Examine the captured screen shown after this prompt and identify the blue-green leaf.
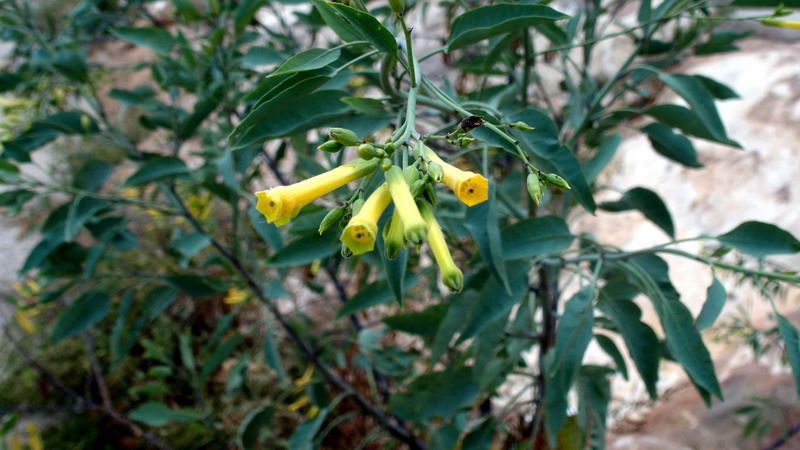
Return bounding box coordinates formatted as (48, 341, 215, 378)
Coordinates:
(717, 221, 800, 256)
(326, 2, 397, 53)
(464, 182, 510, 293)
(696, 277, 726, 331)
(599, 187, 675, 238)
(111, 27, 176, 54)
(447, 4, 569, 51)
(641, 123, 703, 168)
(124, 157, 190, 187)
(777, 313, 800, 396)
(388, 367, 479, 420)
(267, 229, 340, 267)
(595, 334, 628, 379)
(128, 402, 202, 426)
(270, 48, 341, 78)
(337, 273, 418, 318)
(51, 292, 111, 343)
(501, 215, 573, 260)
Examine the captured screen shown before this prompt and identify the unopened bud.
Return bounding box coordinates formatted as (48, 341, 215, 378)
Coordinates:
(318, 207, 345, 234)
(318, 140, 344, 153)
(442, 267, 464, 293)
(383, 142, 395, 155)
(329, 128, 361, 146)
(388, 0, 405, 14)
(544, 173, 571, 189)
(357, 143, 377, 160)
(527, 173, 544, 205)
(427, 161, 444, 182)
(512, 121, 535, 131)
(455, 136, 474, 147)
(382, 214, 405, 260)
(380, 158, 393, 171)
(404, 166, 419, 184)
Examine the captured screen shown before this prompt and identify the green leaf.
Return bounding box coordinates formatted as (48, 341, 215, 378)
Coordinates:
(172, 232, 211, 260)
(166, 274, 226, 297)
(597, 286, 660, 399)
(510, 109, 595, 211)
(128, 402, 202, 426)
(459, 264, 529, 341)
(65, 196, 110, 241)
(501, 215, 574, 260)
(694, 75, 739, 100)
(173, 0, 203, 20)
(0, 72, 21, 92)
(326, 3, 397, 53)
(288, 408, 329, 450)
(141, 285, 179, 320)
(263, 329, 287, 383)
(648, 69, 731, 144)
(200, 335, 243, 381)
(695, 30, 753, 55)
(696, 277, 726, 331)
(267, 229, 340, 267)
(382, 304, 447, 337)
(577, 366, 613, 448)
(717, 221, 800, 256)
(311, 0, 362, 43)
(388, 367, 479, 420)
(645, 104, 740, 147)
(240, 46, 284, 68)
(447, 4, 568, 51)
(584, 132, 622, 182)
(238, 405, 275, 450)
(337, 273, 418, 318)
(230, 74, 333, 139)
(111, 26, 176, 54)
(178, 90, 222, 139)
(641, 123, 703, 168)
(73, 160, 113, 193)
(248, 207, 283, 250)
(599, 187, 675, 238)
(544, 284, 595, 442)
(233, 0, 265, 35)
(235, 90, 350, 147)
(270, 48, 341, 78)
(465, 183, 510, 293)
(462, 418, 496, 450)
(50, 49, 88, 83)
(123, 157, 190, 187)
(2, 111, 98, 162)
(777, 313, 800, 396)
(51, 292, 111, 343)
(594, 334, 628, 380)
(430, 287, 483, 364)
(626, 255, 722, 400)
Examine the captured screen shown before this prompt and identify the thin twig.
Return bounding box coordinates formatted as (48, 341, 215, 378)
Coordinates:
(762, 422, 800, 450)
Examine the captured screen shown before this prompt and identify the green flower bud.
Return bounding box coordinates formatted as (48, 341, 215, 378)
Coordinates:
(380, 158, 393, 172)
(544, 173, 571, 190)
(442, 267, 464, 293)
(404, 166, 420, 184)
(526, 173, 544, 205)
(512, 121, 535, 131)
(318, 139, 344, 153)
(383, 142, 395, 155)
(426, 161, 444, 182)
(455, 136, 475, 147)
(329, 128, 361, 146)
(318, 206, 345, 234)
(357, 143, 377, 160)
(388, 0, 405, 14)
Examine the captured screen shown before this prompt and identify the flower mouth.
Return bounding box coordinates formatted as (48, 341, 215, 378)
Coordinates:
(347, 224, 374, 243)
(256, 190, 283, 223)
(341, 220, 378, 254)
(456, 174, 489, 206)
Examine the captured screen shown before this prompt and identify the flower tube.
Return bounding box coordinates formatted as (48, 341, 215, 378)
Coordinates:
(418, 201, 463, 292)
(423, 146, 488, 206)
(384, 166, 428, 245)
(255, 158, 379, 226)
(340, 184, 392, 255)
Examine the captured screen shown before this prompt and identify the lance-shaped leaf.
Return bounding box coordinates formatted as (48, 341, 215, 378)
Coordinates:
(599, 187, 675, 238)
(717, 221, 800, 256)
(447, 4, 569, 51)
(326, 2, 397, 53)
(696, 277, 727, 331)
(501, 215, 574, 260)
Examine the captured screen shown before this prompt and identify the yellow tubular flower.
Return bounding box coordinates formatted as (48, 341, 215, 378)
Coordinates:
(382, 209, 405, 260)
(423, 146, 488, 207)
(762, 19, 800, 29)
(255, 158, 379, 226)
(419, 201, 463, 292)
(384, 166, 428, 245)
(341, 184, 392, 255)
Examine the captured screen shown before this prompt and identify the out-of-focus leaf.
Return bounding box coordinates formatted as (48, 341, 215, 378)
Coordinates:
(777, 314, 800, 395)
(288, 408, 329, 450)
(584, 132, 622, 182)
(501, 215, 573, 260)
(233, 0, 265, 34)
(270, 48, 341, 78)
(694, 75, 739, 100)
(166, 274, 226, 297)
(337, 273, 418, 318)
(50, 49, 88, 82)
(544, 284, 595, 442)
(642, 123, 703, 168)
(0, 72, 21, 92)
(240, 46, 284, 68)
(599, 187, 675, 238)
(238, 405, 275, 450)
(123, 157, 190, 186)
(696, 277, 726, 331)
(200, 335, 243, 381)
(459, 264, 528, 342)
(447, 4, 568, 51)
(462, 417, 496, 450)
(382, 304, 447, 337)
(73, 160, 113, 193)
(51, 292, 111, 342)
(128, 402, 202, 426)
(594, 334, 628, 379)
(267, 229, 339, 267)
(717, 221, 800, 256)
(388, 367, 479, 420)
(111, 26, 176, 54)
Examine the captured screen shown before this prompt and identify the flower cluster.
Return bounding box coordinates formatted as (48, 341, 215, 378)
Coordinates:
(254, 128, 490, 292)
